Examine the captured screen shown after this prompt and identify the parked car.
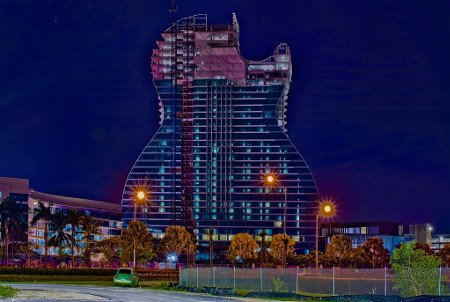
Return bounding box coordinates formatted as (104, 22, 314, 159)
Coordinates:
(114, 268, 139, 287)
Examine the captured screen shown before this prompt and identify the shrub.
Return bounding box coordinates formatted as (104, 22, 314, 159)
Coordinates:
(0, 285, 18, 298)
(272, 277, 288, 292)
(391, 242, 447, 296)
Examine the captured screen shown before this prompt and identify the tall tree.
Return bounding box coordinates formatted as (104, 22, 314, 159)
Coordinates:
(439, 243, 450, 267)
(67, 209, 82, 267)
(0, 197, 24, 260)
(161, 225, 195, 260)
(79, 214, 101, 266)
(360, 237, 390, 268)
(269, 233, 296, 267)
(96, 237, 121, 264)
(257, 230, 272, 267)
(120, 220, 154, 266)
(30, 201, 53, 260)
(326, 234, 353, 267)
(226, 233, 259, 266)
(48, 212, 72, 260)
(349, 246, 366, 268)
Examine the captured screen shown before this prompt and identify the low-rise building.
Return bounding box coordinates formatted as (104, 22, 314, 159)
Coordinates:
(28, 191, 122, 257)
(0, 176, 122, 259)
(431, 234, 450, 252)
(321, 221, 414, 254)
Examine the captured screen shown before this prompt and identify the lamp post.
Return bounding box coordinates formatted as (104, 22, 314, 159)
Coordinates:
(264, 173, 288, 267)
(132, 190, 146, 268)
(315, 199, 336, 269)
(134, 190, 146, 221)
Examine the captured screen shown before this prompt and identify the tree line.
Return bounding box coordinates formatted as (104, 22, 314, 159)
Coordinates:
(2, 196, 450, 268)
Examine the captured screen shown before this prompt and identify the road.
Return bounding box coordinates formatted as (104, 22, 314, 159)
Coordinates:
(4, 283, 246, 302)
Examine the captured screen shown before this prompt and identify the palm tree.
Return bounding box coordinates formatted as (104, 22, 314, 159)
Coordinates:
(48, 212, 72, 260)
(67, 209, 82, 267)
(31, 201, 53, 260)
(0, 197, 25, 261)
(79, 214, 101, 266)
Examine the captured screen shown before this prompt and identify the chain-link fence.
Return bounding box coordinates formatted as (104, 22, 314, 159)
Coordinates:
(180, 267, 450, 297)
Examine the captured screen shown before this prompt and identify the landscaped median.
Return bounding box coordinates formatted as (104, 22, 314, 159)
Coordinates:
(0, 267, 178, 284)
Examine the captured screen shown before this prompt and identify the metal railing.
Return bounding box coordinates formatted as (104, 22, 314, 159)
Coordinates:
(180, 267, 450, 296)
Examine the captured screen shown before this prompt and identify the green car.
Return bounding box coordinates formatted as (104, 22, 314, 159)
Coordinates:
(114, 268, 139, 287)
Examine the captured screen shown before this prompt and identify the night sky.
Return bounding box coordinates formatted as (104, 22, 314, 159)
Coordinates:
(1, 1, 449, 231)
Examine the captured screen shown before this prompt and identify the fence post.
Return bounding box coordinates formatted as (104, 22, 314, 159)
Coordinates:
(196, 266, 199, 288)
(259, 267, 262, 292)
(186, 268, 189, 286)
(295, 266, 299, 293)
(180, 269, 183, 286)
(233, 266, 236, 291)
(260, 267, 263, 292)
(332, 267, 335, 295)
(384, 267, 387, 296)
(213, 267, 216, 287)
(438, 267, 442, 296)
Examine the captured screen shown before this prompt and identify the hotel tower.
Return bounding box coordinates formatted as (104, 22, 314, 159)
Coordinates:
(122, 14, 319, 252)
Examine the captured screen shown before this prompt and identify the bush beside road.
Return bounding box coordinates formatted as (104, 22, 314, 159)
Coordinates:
(0, 285, 18, 298)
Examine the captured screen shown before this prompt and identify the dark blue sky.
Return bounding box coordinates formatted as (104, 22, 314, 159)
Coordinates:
(1, 1, 449, 231)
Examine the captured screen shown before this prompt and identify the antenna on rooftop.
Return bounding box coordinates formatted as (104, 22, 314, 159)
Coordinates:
(169, 0, 178, 14)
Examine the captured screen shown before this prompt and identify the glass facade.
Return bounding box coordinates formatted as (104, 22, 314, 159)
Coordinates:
(122, 14, 319, 251)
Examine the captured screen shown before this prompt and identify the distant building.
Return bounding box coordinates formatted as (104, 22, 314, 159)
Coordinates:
(0, 177, 29, 258)
(0, 177, 121, 258)
(28, 191, 122, 257)
(321, 221, 413, 254)
(409, 223, 432, 245)
(431, 234, 450, 252)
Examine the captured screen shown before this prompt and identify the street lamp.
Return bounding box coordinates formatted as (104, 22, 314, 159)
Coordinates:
(131, 188, 149, 269)
(133, 190, 147, 221)
(264, 174, 287, 234)
(264, 173, 288, 267)
(315, 199, 336, 269)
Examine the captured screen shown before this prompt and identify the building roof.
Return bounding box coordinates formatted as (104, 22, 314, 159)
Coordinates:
(0, 176, 30, 194)
(29, 191, 121, 213)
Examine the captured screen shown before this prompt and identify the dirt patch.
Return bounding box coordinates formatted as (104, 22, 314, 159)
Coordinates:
(16, 289, 107, 300)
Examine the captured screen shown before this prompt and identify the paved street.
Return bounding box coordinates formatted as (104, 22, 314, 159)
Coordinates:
(4, 284, 244, 302)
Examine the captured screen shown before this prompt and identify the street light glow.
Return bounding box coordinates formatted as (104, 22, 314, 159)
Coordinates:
(319, 199, 336, 218)
(167, 252, 178, 263)
(266, 175, 274, 183)
(136, 190, 146, 200)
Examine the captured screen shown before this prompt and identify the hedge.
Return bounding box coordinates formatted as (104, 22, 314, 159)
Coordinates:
(0, 267, 178, 280)
(0, 274, 112, 282)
